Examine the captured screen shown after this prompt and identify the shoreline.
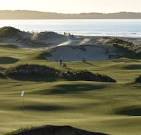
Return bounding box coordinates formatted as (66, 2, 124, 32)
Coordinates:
(0, 19, 141, 38)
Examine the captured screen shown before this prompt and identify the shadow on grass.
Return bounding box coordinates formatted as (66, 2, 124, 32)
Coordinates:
(115, 105, 141, 116)
(83, 61, 95, 66)
(8, 76, 58, 82)
(0, 57, 18, 64)
(15, 104, 72, 112)
(35, 83, 107, 95)
(123, 64, 141, 70)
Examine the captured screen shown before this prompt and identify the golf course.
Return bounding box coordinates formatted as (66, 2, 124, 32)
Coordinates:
(0, 45, 141, 135)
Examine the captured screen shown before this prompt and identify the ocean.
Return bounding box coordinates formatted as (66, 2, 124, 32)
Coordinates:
(0, 19, 141, 37)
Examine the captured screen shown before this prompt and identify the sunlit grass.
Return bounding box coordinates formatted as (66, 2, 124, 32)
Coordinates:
(0, 47, 141, 135)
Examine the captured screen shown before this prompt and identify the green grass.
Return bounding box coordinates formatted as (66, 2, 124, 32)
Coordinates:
(0, 47, 141, 135)
(0, 27, 20, 37)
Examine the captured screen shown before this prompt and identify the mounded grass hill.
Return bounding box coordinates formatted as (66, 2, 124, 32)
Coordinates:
(5, 64, 116, 82)
(62, 71, 116, 82)
(0, 27, 21, 37)
(33, 31, 67, 45)
(0, 26, 67, 48)
(5, 64, 60, 81)
(39, 45, 120, 61)
(108, 38, 141, 58)
(5, 125, 108, 135)
(38, 37, 141, 61)
(135, 75, 141, 83)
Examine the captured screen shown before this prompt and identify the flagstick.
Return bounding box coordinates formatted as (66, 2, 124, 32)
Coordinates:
(21, 91, 25, 112)
(22, 95, 24, 112)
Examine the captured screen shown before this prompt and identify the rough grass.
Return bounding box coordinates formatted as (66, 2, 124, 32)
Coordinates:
(5, 125, 109, 135)
(135, 75, 141, 83)
(4, 64, 116, 82)
(108, 38, 141, 59)
(0, 47, 141, 135)
(0, 27, 20, 37)
(0, 44, 19, 49)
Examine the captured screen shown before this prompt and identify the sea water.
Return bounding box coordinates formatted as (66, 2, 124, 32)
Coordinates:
(0, 19, 141, 37)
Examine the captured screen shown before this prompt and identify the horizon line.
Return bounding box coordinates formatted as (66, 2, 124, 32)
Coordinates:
(0, 10, 141, 14)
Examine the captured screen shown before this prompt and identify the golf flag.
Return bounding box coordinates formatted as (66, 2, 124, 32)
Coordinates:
(21, 91, 25, 97)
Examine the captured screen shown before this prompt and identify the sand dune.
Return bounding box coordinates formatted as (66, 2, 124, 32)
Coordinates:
(46, 45, 120, 61)
(0, 26, 140, 60)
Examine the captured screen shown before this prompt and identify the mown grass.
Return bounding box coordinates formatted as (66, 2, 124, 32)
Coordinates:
(0, 47, 141, 135)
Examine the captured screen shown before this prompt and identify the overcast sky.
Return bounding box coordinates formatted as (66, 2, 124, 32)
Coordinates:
(0, 0, 141, 13)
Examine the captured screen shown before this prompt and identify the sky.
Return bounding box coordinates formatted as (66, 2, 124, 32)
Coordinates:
(0, 0, 141, 13)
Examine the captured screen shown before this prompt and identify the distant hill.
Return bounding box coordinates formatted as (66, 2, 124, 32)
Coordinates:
(1, 10, 141, 19)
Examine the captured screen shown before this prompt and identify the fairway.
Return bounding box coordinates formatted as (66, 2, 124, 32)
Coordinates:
(0, 47, 141, 135)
